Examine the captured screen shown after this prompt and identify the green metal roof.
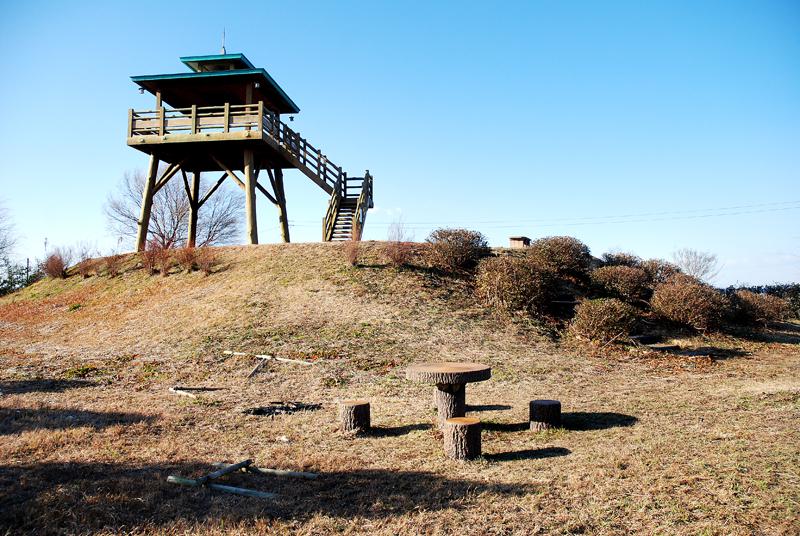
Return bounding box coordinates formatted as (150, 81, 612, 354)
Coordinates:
(180, 53, 255, 71)
(131, 54, 300, 114)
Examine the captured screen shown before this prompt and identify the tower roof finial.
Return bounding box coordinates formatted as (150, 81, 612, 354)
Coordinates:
(221, 28, 226, 54)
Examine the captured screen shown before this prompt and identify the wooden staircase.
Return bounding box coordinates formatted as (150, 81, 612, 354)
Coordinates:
(323, 173, 373, 241)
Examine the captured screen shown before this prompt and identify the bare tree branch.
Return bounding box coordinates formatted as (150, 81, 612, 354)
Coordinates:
(0, 201, 16, 258)
(672, 248, 722, 283)
(105, 167, 243, 249)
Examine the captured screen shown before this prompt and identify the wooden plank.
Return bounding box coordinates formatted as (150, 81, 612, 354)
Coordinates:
(191, 105, 197, 134)
(223, 102, 230, 133)
(222, 350, 313, 367)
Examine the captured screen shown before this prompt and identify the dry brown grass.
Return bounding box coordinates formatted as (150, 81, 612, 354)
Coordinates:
(1, 243, 798, 535)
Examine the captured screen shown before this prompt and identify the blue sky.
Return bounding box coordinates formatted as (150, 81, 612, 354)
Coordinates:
(0, 0, 797, 285)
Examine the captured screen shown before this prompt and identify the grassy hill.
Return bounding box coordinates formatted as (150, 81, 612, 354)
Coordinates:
(1, 243, 798, 535)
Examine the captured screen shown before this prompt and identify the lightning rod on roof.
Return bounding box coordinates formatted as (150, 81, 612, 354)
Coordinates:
(221, 28, 226, 54)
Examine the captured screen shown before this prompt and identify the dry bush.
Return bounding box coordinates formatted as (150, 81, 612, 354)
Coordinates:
(651, 274, 728, 331)
(424, 228, 489, 272)
(174, 247, 197, 272)
(601, 251, 641, 267)
(41, 248, 72, 279)
(527, 236, 592, 282)
(75, 259, 95, 278)
(74, 243, 97, 278)
(732, 290, 790, 326)
(140, 244, 159, 275)
(640, 258, 681, 286)
(476, 256, 555, 316)
(383, 220, 414, 268)
(195, 247, 218, 276)
(343, 239, 360, 267)
(591, 265, 650, 303)
(568, 298, 638, 343)
(383, 241, 413, 268)
(141, 242, 173, 276)
(104, 254, 126, 277)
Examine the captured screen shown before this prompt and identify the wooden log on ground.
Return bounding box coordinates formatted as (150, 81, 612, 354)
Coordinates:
(434, 383, 465, 425)
(166, 475, 276, 499)
(212, 462, 318, 480)
(529, 399, 561, 432)
(444, 417, 481, 460)
(197, 459, 252, 485)
(339, 399, 370, 433)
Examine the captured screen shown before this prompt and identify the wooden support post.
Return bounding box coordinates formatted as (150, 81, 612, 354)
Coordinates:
(444, 417, 481, 460)
(243, 149, 258, 244)
(188, 171, 200, 248)
(274, 168, 290, 243)
(339, 400, 370, 433)
(529, 399, 561, 432)
(135, 155, 159, 252)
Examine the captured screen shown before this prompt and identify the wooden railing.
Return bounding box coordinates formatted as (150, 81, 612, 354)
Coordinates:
(260, 111, 343, 192)
(351, 172, 373, 241)
(322, 175, 345, 241)
(129, 103, 262, 136)
(128, 102, 344, 192)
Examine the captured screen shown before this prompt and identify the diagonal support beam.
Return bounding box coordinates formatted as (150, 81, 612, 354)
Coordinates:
(198, 173, 228, 208)
(153, 160, 185, 193)
(181, 169, 195, 207)
(211, 156, 246, 190)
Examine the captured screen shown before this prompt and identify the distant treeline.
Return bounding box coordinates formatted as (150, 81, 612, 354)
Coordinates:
(721, 284, 800, 319)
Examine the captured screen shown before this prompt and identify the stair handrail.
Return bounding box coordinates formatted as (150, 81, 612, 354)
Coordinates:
(351, 171, 373, 241)
(261, 107, 343, 192)
(322, 174, 344, 241)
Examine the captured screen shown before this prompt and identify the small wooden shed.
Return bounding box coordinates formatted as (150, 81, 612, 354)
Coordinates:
(509, 236, 531, 248)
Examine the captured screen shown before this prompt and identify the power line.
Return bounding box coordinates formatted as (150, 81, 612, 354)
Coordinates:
(287, 200, 800, 229)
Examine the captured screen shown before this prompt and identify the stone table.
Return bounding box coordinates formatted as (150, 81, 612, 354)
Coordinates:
(406, 362, 491, 424)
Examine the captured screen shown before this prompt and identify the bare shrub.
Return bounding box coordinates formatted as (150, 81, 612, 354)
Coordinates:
(651, 274, 728, 331)
(140, 241, 172, 276)
(42, 248, 71, 279)
(476, 256, 555, 316)
(104, 254, 126, 277)
(425, 228, 490, 272)
(155, 247, 174, 277)
(74, 242, 97, 278)
(174, 247, 197, 272)
(383, 220, 413, 268)
(591, 265, 650, 303)
(343, 239, 360, 267)
(195, 247, 218, 276)
(601, 251, 641, 267)
(672, 248, 721, 283)
(527, 236, 592, 282)
(568, 298, 638, 344)
(732, 290, 790, 326)
(640, 258, 681, 286)
(75, 259, 95, 278)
